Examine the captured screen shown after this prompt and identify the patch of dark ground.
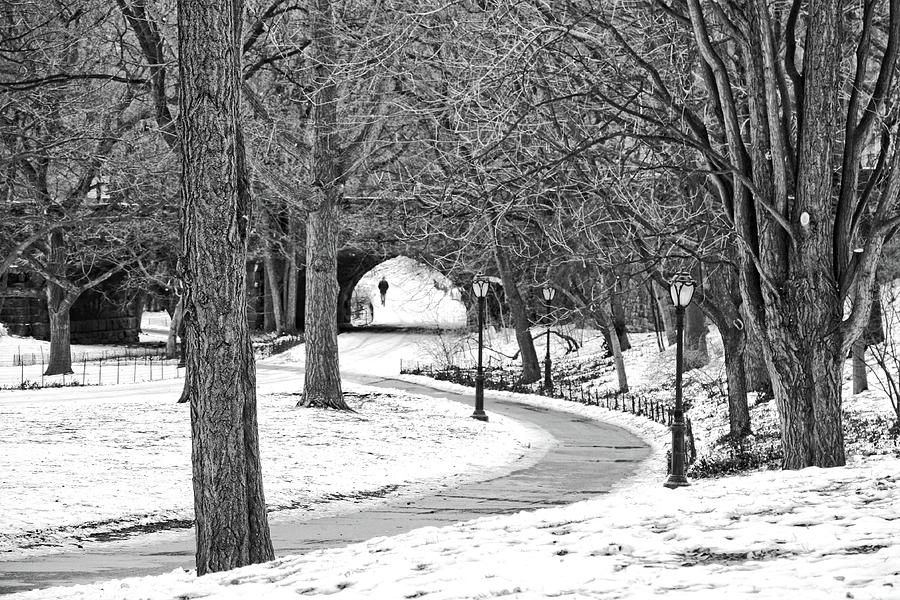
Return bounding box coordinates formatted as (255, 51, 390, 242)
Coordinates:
(678, 543, 888, 567)
(678, 546, 790, 566)
(10, 483, 404, 552)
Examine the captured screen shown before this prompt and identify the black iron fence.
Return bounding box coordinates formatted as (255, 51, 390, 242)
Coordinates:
(6, 346, 167, 368)
(254, 335, 304, 359)
(1, 354, 184, 390)
(400, 360, 672, 425)
(1, 335, 305, 390)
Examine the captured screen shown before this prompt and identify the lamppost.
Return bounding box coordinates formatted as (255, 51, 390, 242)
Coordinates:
(472, 273, 490, 422)
(542, 285, 556, 392)
(665, 271, 695, 488)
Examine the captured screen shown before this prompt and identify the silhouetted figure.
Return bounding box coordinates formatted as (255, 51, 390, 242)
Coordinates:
(378, 278, 389, 306)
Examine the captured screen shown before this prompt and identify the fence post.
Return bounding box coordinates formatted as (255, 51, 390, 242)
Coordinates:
(133, 357, 138, 383)
(98, 359, 102, 385)
(116, 357, 120, 385)
(82, 361, 87, 385)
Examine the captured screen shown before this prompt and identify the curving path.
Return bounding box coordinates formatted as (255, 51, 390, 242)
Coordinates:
(0, 368, 650, 595)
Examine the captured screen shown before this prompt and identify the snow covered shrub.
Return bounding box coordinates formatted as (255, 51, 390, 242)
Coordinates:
(254, 334, 304, 359)
(0, 322, 7, 336)
(688, 431, 782, 479)
(842, 411, 900, 457)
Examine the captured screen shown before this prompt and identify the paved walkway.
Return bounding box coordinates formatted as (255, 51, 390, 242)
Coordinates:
(0, 372, 650, 595)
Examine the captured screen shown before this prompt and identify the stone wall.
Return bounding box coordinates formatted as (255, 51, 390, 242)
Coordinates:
(0, 271, 143, 344)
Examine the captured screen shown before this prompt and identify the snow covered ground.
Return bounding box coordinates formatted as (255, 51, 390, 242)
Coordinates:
(0, 356, 548, 561)
(5, 262, 900, 599)
(10, 376, 898, 599)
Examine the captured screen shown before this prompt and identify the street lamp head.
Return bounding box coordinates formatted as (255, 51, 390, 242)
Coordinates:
(542, 286, 556, 302)
(668, 272, 696, 308)
(472, 273, 490, 298)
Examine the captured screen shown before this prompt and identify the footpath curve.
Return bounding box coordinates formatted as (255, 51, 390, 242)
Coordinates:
(0, 370, 650, 595)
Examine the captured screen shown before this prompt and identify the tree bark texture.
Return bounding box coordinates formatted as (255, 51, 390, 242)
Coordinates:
(609, 283, 631, 351)
(44, 230, 75, 375)
(647, 283, 666, 351)
(654, 281, 677, 346)
(852, 339, 868, 394)
(264, 252, 284, 334)
(284, 231, 299, 333)
(45, 302, 74, 375)
(721, 327, 752, 437)
(684, 301, 709, 370)
(744, 0, 846, 469)
(303, 199, 347, 408)
(671, 0, 885, 467)
(178, 0, 274, 574)
(743, 330, 772, 395)
(301, 0, 348, 410)
(493, 237, 541, 384)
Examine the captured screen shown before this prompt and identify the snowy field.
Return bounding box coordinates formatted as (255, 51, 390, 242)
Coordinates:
(0, 365, 549, 560)
(10, 376, 898, 599)
(4, 261, 900, 598)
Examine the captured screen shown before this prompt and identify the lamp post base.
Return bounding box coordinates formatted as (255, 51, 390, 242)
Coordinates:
(663, 475, 690, 488)
(471, 410, 489, 422)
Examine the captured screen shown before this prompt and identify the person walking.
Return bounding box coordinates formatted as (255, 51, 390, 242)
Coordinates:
(378, 278, 389, 306)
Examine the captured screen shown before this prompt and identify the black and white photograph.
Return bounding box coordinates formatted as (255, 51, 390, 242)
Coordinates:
(1, 0, 899, 597)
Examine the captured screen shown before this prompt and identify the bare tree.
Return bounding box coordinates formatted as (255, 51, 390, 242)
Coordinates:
(529, 0, 900, 468)
(177, 0, 274, 573)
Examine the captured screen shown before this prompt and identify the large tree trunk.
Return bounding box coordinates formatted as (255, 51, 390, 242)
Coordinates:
(45, 299, 74, 375)
(44, 230, 74, 376)
(178, 0, 274, 574)
(744, 331, 772, 396)
(765, 330, 846, 469)
(303, 200, 346, 408)
(748, 0, 847, 469)
(492, 237, 541, 384)
(301, 0, 348, 410)
(721, 326, 751, 437)
(264, 252, 284, 335)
